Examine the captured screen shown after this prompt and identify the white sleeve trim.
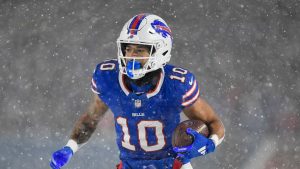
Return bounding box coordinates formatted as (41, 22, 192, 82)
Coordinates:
(183, 80, 197, 99)
(91, 78, 97, 88)
(181, 89, 200, 107)
(91, 86, 100, 94)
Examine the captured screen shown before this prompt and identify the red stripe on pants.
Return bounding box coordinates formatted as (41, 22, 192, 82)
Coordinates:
(116, 162, 122, 169)
(173, 159, 183, 169)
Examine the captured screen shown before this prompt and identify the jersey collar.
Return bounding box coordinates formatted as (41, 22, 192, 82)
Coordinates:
(118, 68, 165, 98)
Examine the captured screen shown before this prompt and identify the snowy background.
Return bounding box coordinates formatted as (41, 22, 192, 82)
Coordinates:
(1, 0, 299, 168)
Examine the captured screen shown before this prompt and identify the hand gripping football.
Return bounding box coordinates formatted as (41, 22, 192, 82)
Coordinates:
(172, 120, 209, 147)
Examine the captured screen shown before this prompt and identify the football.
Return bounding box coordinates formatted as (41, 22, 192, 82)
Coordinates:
(172, 120, 209, 147)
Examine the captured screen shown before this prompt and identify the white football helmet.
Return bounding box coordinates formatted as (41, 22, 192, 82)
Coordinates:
(117, 13, 173, 79)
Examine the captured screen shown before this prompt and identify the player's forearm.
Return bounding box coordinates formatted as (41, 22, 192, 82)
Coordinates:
(203, 107, 225, 146)
(183, 98, 225, 146)
(207, 119, 225, 142)
(70, 112, 101, 144)
(69, 94, 108, 144)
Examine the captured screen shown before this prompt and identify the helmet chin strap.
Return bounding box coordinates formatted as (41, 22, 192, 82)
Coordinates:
(126, 60, 144, 79)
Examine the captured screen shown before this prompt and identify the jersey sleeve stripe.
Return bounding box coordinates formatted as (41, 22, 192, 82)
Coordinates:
(183, 80, 197, 99)
(91, 78, 100, 94)
(91, 86, 100, 94)
(91, 78, 97, 89)
(182, 89, 200, 107)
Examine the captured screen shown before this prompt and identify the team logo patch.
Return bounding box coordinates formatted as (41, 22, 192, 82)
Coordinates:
(134, 99, 142, 108)
(151, 20, 172, 39)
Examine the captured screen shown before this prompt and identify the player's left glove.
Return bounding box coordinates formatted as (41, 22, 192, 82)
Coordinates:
(173, 128, 215, 164)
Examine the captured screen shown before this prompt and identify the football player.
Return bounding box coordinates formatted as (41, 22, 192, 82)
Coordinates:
(50, 13, 225, 169)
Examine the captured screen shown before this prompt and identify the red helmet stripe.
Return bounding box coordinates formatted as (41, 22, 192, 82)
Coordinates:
(128, 14, 148, 35)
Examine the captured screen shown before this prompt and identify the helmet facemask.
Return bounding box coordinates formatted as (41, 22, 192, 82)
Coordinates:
(118, 42, 158, 79)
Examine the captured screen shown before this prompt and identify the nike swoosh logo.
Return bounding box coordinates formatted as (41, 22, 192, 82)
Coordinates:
(189, 77, 194, 85)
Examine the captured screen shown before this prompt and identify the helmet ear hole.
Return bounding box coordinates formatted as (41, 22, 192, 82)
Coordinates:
(148, 30, 155, 34)
(162, 51, 168, 56)
(151, 47, 156, 55)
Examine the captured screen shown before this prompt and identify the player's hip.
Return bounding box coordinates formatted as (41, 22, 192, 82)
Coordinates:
(116, 157, 183, 169)
(118, 145, 176, 160)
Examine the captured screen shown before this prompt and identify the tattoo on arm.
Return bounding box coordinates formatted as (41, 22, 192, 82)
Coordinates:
(70, 95, 108, 144)
(70, 112, 100, 144)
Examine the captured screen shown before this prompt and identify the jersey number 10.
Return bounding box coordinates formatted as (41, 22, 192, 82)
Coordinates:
(117, 117, 166, 152)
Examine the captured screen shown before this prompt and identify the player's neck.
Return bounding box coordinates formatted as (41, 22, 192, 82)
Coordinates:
(124, 68, 162, 93)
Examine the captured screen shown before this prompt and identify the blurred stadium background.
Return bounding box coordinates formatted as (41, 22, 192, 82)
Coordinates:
(0, 0, 299, 168)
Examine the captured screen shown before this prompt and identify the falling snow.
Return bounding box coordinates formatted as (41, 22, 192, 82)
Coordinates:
(0, 0, 299, 169)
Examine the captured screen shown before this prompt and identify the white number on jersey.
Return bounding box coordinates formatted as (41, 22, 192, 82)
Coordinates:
(116, 117, 166, 152)
(100, 62, 115, 70)
(170, 67, 188, 83)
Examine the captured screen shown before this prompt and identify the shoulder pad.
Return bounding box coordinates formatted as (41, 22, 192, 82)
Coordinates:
(165, 65, 200, 107)
(91, 59, 118, 94)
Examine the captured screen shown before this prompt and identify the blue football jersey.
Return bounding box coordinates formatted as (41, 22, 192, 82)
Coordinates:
(91, 59, 200, 161)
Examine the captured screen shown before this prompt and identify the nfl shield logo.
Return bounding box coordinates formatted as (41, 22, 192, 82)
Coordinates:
(134, 99, 142, 108)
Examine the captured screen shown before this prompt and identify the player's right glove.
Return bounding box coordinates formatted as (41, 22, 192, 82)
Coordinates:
(173, 128, 215, 164)
(50, 146, 73, 169)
